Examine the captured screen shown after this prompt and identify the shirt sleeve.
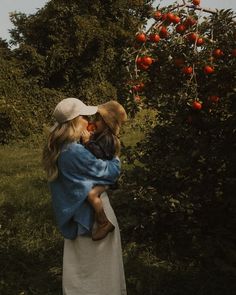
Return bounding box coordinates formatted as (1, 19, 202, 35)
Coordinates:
(85, 141, 105, 159)
(70, 143, 121, 183)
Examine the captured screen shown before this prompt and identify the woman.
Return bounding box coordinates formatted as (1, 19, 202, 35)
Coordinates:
(42, 97, 127, 295)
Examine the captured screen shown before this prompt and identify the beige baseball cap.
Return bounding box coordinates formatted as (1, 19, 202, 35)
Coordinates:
(53, 97, 98, 123)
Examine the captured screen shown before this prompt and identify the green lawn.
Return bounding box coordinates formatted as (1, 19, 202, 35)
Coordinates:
(0, 145, 63, 294)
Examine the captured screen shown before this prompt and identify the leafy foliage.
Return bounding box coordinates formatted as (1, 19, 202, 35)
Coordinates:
(9, 0, 154, 105)
(2, 1, 154, 143)
(118, 2, 236, 292)
(1, 0, 236, 294)
(0, 50, 63, 143)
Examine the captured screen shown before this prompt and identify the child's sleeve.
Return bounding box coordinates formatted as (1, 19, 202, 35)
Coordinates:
(72, 143, 121, 184)
(84, 141, 105, 159)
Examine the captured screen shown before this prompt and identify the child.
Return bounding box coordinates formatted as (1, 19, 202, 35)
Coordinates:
(81, 100, 127, 241)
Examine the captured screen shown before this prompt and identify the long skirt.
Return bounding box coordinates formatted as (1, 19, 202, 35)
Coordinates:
(62, 192, 127, 295)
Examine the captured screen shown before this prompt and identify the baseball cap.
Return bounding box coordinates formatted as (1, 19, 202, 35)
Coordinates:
(53, 97, 98, 123)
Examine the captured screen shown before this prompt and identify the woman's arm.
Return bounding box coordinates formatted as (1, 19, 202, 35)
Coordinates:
(66, 143, 121, 183)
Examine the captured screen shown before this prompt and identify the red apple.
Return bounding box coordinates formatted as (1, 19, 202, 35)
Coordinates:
(212, 49, 224, 58)
(188, 32, 198, 43)
(192, 101, 202, 110)
(153, 10, 162, 20)
(142, 56, 153, 66)
(204, 65, 214, 74)
(196, 37, 204, 46)
(184, 17, 197, 27)
(176, 24, 186, 33)
(136, 33, 146, 43)
(172, 15, 181, 24)
(182, 66, 193, 74)
(167, 13, 176, 23)
(159, 26, 168, 38)
(149, 34, 160, 43)
(193, 0, 200, 6)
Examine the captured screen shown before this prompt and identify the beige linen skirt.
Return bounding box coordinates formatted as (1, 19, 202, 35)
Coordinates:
(62, 192, 127, 295)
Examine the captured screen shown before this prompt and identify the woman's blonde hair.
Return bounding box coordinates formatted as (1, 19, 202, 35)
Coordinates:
(42, 116, 83, 182)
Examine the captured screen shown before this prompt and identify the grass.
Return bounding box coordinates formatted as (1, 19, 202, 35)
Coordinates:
(0, 144, 63, 294)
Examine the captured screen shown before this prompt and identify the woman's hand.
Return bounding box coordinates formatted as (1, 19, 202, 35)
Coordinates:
(81, 130, 92, 144)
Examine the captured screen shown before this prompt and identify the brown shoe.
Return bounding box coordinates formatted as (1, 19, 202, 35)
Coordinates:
(96, 207, 109, 225)
(92, 221, 115, 241)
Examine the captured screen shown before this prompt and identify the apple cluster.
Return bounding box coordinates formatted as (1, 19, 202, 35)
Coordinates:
(128, 0, 236, 112)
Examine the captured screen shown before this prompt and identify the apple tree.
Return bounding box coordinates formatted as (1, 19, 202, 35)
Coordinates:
(119, 0, 236, 276)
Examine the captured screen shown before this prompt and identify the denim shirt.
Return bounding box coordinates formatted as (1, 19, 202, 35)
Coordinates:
(49, 142, 121, 240)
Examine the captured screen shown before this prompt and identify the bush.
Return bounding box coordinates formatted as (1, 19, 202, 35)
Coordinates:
(0, 56, 64, 143)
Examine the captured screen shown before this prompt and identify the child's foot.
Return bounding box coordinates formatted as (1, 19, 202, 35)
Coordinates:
(96, 207, 109, 225)
(92, 221, 115, 241)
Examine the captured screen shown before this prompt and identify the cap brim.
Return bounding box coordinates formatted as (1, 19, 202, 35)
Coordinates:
(80, 106, 98, 116)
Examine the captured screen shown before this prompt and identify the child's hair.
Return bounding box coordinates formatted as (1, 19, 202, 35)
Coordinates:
(96, 100, 127, 158)
(42, 116, 83, 181)
(95, 123, 121, 157)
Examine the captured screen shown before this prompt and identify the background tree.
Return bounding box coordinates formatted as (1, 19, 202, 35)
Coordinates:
(1, 0, 153, 142)
(0, 38, 62, 143)
(9, 0, 153, 104)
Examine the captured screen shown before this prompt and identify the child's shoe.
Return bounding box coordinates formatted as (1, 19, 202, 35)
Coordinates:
(92, 221, 115, 241)
(96, 207, 109, 225)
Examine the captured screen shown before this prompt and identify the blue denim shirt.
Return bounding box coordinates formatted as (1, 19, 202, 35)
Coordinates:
(49, 142, 121, 239)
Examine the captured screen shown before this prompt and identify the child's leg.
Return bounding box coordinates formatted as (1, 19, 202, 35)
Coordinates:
(88, 185, 115, 241)
(87, 185, 108, 224)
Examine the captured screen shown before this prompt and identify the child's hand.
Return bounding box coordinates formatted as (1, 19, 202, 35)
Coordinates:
(81, 130, 92, 144)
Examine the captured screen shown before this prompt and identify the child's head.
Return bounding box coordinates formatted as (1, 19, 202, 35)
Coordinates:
(96, 100, 127, 135)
